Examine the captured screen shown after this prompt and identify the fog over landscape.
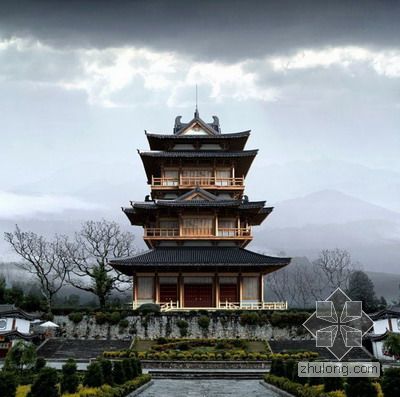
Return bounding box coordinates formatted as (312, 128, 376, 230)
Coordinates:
(1, 1, 399, 273)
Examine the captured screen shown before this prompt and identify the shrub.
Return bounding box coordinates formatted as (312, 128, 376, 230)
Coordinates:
(119, 319, 129, 328)
(107, 311, 121, 325)
(0, 371, 17, 397)
(95, 312, 107, 325)
(34, 357, 46, 372)
(239, 312, 260, 326)
(198, 316, 210, 330)
(99, 359, 113, 385)
(112, 361, 126, 385)
(68, 312, 84, 324)
(324, 377, 343, 392)
(61, 358, 79, 394)
(381, 367, 400, 397)
(84, 362, 104, 388)
(344, 377, 377, 397)
(176, 319, 189, 337)
(137, 303, 160, 315)
(28, 367, 59, 397)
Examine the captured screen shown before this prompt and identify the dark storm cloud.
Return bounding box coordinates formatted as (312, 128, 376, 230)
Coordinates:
(1, 0, 400, 61)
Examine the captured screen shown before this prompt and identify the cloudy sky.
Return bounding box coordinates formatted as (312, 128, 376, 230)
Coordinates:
(0, 1, 399, 268)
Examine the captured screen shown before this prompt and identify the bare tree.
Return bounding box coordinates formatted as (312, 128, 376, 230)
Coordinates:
(267, 267, 298, 305)
(62, 220, 136, 308)
(313, 248, 354, 291)
(4, 226, 68, 313)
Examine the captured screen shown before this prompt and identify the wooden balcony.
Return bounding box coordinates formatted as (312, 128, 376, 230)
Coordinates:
(144, 227, 252, 240)
(151, 176, 244, 190)
(132, 300, 288, 311)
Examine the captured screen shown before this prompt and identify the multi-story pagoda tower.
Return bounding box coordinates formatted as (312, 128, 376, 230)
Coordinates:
(110, 110, 290, 310)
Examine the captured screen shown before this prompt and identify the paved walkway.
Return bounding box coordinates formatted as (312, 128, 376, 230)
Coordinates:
(139, 379, 278, 396)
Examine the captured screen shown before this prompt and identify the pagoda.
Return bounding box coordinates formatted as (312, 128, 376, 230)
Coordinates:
(109, 110, 291, 310)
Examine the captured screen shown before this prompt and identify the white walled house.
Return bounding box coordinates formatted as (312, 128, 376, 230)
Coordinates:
(366, 306, 400, 361)
(0, 304, 38, 357)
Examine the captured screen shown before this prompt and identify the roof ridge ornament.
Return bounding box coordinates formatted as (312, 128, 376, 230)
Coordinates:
(194, 84, 199, 119)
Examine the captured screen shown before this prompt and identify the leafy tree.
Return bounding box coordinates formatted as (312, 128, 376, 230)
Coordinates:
(0, 371, 17, 397)
(122, 358, 134, 380)
(34, 357, 46, 372)
(347, 270, 378, 312)
(4, 226, 69, 313)
(62, 220, 136, 308)
(28, 367, 59, 397)
(112, 360, 126, 385)
(381, 367, 400, 397)
(0, 275, 6, 303)
(324, 376, 343, 392)
(344, 377, 377, 397)
(84, 361, 104, 387)
(384, 332, 400, 358)
(5, 341, 37, 373)
(61, 359, 79, 394)
(130, 357, 141, 377)
(99, 359, 113, 385)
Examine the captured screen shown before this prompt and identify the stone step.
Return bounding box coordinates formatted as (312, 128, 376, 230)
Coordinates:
(148, 370, 265, 379)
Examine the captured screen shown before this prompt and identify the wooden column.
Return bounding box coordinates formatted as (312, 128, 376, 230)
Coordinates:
(178, 273, 184, 308)
(215, 273, 220, 308)
(132, 273, 138, 309)
(155, 273, 160, 304)
(238, 273, 243, 307)
(259, 274, 264, 303)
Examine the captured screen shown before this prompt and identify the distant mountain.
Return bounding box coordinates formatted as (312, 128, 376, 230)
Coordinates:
(253, 190, 400, 273)
(266, 189, 400, 228)
(247, 159, 400, 212)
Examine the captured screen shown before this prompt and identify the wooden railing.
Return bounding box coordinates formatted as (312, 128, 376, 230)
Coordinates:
(151, 176, 244, 188)
(144, 227, 251, 239)
(217, 227, 251, 237)
(144, 228, 180, 237)
(218, 301, 288, 310)
(151, 177, 179, 187)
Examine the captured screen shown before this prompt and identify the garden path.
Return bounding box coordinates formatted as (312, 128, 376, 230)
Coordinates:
(138, 379, 278, 396)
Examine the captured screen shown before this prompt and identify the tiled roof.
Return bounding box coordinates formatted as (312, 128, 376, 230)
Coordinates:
(109, 246, 290, 266)
(145, 131, 250, 139)
(127, 200, 267, 209)
(139, 150, 258, 158)
(0, 304, 37, 320)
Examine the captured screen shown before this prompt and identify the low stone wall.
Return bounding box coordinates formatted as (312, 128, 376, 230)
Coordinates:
(141, 360, 271, 369)
(54, 313, 309, 340)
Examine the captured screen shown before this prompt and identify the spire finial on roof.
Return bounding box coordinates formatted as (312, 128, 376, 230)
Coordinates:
(194, 84, 199, 118)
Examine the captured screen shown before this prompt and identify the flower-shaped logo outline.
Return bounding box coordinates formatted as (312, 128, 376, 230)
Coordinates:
(303, 287, 374, 360)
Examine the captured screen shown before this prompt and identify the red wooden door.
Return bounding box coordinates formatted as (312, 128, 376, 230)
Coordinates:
(159, 284, 178, 303)
(184, 284, 213, 307)
(219, 284, 238, 303)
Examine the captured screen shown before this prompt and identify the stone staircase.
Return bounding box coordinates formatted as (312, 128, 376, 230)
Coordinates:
(148, 369, 266, 379)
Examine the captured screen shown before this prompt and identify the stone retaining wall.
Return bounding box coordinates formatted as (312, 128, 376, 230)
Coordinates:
(54, 313, 309, 340)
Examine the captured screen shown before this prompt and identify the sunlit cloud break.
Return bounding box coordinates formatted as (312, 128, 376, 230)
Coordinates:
(0, 191, 103, 219)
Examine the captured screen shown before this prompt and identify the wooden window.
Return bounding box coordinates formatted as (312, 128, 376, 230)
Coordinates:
(137, 276, 154, 301)
(218, 218, 236, 237)
(163, 169, 179, 186)
(242, 276, 259, 301)
(182, 217, 213, 236)
(215, 168, 231, 186)
(181, 169, 213, 186)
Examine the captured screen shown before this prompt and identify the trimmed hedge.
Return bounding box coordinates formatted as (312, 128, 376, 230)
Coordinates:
(104, 349, 318, 361)
(264, 374, 345, 397)
(62, 374, 151, 397)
